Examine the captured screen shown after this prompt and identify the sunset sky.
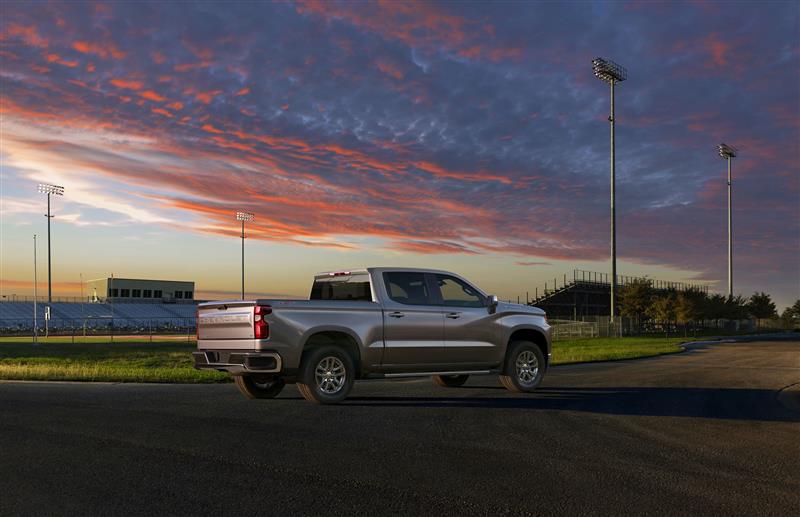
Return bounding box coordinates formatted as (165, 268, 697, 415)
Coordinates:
(1, 1, 798, 308)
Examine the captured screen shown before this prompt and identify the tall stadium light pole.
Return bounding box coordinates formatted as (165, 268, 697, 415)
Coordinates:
(33, 235, 39, 344)
(592, 58, 627, 325)
(718, 143, 737, 298)
(37, 183, 64, 303)
(236, 211, 255, 299)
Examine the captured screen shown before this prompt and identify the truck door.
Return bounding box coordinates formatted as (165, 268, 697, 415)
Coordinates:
(380, 271, 446, 370)
(433, 274, 500, 366)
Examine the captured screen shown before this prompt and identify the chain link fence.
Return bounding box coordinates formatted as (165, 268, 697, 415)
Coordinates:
(550, 316, 796, 340)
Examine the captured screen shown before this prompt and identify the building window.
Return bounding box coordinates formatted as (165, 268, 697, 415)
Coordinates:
(143, 290, 152, 298)
(154, 290, 162, 298)
(184, 291, 193, 299)
(120, 289, 130, 297)
(175, 291, 183, 299)
(132, 289, 141, 298)
(109, 288, 119, 297)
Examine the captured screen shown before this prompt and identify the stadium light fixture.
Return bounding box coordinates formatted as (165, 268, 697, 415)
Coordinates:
(37, 183, 64, 304)
(236, 211, 255, 299)
(718, 143, 737, 298)
(592, 58, 627, 325)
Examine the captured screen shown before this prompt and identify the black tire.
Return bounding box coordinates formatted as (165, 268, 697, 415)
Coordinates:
(296, 346, 355, 404)
(234, 375, 286, 399)
(432, 374, 469, 387)
(499, 341, 545, 393)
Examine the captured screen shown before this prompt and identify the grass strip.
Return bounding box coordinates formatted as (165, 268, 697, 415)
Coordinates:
(551, 337, 698, 365)
(0, 343, 226, 383)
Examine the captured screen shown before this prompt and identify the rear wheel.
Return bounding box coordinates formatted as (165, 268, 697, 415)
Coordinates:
(234, 375, 285, 399)
(297, 346, 355, 404)
(499, 341, 545, 393)
(432, 374, 469, 387)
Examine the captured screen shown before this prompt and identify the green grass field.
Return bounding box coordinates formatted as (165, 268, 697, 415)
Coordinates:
(0, 342, 226, 383)
(0, 335, 705, 383)
(551, 337, 695, 365)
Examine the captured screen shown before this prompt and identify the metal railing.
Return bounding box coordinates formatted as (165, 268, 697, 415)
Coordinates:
(531, 269, 710, 303)
(0, 317, 196, 340)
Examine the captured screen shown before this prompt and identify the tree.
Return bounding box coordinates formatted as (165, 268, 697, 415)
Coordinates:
(619, 279, 653, 322)
(747, 292, 777, 319)
(781, 300, 800, 326)
(676, 288, 707, 335)
(723, 295, 749, 320)
(705, 294, 729, 322)
(647, 291, 677, 336)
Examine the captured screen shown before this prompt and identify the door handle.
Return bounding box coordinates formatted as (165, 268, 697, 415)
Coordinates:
(445, 312, 461, 319)
(388, 311, 405, 318)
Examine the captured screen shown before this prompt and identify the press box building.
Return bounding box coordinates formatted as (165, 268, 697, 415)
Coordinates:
(87, 278, 195, 303)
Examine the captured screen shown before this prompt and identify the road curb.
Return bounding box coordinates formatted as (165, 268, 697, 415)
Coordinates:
(777, 383, 800, 414)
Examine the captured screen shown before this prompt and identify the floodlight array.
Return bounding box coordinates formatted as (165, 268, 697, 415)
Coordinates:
(592, 57, 627, 83)
(717, 143, 737, 158)
(38, 183, 64, 195)
(236, 211, 255, 221)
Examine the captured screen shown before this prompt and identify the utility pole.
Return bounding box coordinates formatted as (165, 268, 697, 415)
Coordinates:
(37, 183, 64, 303)
(235, 211, 254, 299)
(592, 58, 627, 324)
(33, 235, 39, 344)
(718, 143, 737, 298)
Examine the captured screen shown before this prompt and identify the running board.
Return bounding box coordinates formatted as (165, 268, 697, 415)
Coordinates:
(381, 370, 495, 379)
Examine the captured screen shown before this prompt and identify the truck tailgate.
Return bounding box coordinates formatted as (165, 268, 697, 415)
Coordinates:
(197, 301, 255, 345)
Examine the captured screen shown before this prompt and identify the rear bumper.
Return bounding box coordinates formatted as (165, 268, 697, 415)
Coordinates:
(193, 350, 282, 375)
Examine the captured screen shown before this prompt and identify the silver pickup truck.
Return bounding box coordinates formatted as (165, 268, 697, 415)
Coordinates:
(194, 267, 551, 404)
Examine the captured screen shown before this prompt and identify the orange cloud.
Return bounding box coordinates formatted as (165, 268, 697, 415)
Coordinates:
(195, 90, 222, 104)
(44, 53, 79, 67)
(235, 87, 250, 96)
(5, 24, 48, 48)
(174, 61, 211, 72)
(375, 58, 404, 79)
(139, 90, 166, 102)
(109, 78, 143, 90)
(201, 123, 224, 134)
(295, 0, 518, 63)
(166, 101, 184, 110)
(705, 33, 730, 67)
(152, 107, 173, 117)
(73, 40, 126, 59)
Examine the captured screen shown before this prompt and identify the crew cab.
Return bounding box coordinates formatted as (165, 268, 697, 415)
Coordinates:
(194, 268, 551, 404)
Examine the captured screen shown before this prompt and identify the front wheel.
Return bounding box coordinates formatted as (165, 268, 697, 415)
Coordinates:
(234, 375, 286, 399)
(432, 374, 469, 387)
(499, 341, 545, 393)
(296, 346, 355, 404)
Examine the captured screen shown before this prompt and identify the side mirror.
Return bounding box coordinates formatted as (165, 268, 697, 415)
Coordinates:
(487, 294, 498, 314)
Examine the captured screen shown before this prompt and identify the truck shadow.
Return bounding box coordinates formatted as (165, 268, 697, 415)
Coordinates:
(343, 386, 800, 422)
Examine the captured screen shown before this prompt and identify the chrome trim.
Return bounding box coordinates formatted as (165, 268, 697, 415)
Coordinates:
(384, 370, 492, 378)
(194, 352, 282, 373)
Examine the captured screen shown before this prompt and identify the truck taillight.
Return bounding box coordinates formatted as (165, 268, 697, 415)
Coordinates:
(254, 305, 271, 339)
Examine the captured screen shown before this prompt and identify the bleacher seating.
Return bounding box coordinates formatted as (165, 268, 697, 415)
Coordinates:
(0, 301, 197, 332)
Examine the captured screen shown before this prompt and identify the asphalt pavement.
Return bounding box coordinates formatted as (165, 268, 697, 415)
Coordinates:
(2, 339, 799, 516)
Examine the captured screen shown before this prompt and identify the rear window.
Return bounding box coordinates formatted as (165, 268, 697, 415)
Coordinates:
(310, 274, 372, 301)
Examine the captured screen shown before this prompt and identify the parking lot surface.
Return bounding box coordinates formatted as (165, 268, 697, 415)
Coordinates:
(2, 340, 799, 515)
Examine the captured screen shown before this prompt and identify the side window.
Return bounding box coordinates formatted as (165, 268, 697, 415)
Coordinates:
(383, 272, 433, 306)
(435, 275, 484, 308)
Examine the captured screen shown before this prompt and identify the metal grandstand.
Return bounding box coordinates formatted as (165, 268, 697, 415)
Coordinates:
(530, 269, 710, 319)
(0, 301, 198, 336)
